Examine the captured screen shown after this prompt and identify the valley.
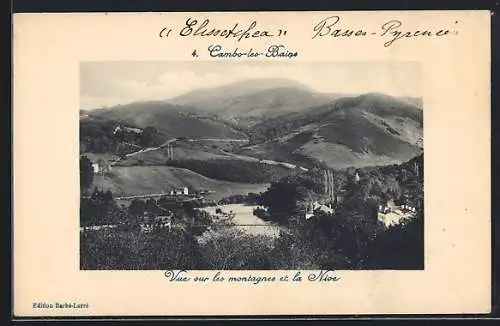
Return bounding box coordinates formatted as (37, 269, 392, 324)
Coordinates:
(81, 81, 422, 200)
(92, 165, 270, 201)
(80, 76, 424, 271)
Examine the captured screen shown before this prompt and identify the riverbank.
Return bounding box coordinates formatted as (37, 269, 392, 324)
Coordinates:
(198, 204, 282, 237)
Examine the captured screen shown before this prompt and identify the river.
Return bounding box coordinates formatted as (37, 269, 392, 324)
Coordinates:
(198, 204, 282, 237)
(81, 203, 284, 238)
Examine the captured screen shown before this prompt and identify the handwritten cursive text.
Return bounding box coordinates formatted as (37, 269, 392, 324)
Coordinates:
(379, 19, 458, 47)
(312, 15, 459, 47)
(159, 18, 285, 42)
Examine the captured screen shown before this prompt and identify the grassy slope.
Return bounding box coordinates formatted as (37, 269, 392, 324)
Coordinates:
(89, 101, 246, 139)
(92, 165, 269, 200)
(175, 87, 333, 120)
(85, 92, 423, 195)
(117, 140, 259, 166)
(240, 93, 423, 169)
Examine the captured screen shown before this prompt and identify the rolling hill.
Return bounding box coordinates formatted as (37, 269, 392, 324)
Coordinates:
(92, 165, 270, 201)
(399, 96, 423, 109)
(112, 139, 299, 184)
(87, 101, 246, 140)
(81, 79, 423, 197)
(168, 77, 314, 104)
(168, 78, 337, 125)
(116, 139, 259, 166)
(239, 93, 423, 169)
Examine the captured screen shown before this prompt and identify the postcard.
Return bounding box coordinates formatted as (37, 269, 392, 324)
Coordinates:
(13, 10, 491, 317)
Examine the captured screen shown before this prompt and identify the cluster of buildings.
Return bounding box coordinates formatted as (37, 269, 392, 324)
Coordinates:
(303, 167, 421, 228)
(140, 213, 173, 233)
(377, 199, 417, 215)
(91, 159, 113, 175)
(113, 125, 143, 135)
(304, 169, 351, 219)
(305, 201, 334, 219)
(377, 199, 418, 227)
(168, 187, 189, 196)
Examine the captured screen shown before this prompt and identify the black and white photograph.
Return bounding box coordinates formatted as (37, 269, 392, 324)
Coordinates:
(79, 61, 424, 271)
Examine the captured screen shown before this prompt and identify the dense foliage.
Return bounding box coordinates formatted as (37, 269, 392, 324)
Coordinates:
(80, 118, 163, 154)
(80, 155, 424, 270)
(218, 193, 262, 205)
(80, 188, 125, 226)
(251, 154, 424, 269)
(246, 104, 334, 144)
(79, 155, 94, 193)
(166, 159, 297, 183)
(81, 228, 202, 270)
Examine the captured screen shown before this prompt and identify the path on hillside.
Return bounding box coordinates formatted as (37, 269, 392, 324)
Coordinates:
(110, 137, 309, 172)
(114, 194, 205, 201)
(115, 138, 247, 161)
(187, 138, 249, 142)
(109, 139, 177, 165)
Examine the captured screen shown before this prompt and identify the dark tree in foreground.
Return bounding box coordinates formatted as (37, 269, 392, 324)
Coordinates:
(139, 126, 158, 147)
(80, 155, 94, 193)
(261, 181, 302, 224)
(80, 188, 122, 226)
(366, 212, 424, 270)
(80, 228, 202, 270)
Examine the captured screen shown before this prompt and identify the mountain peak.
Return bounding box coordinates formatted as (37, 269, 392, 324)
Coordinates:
(169, 78, 314, 105)
(228, 77, 312, 91)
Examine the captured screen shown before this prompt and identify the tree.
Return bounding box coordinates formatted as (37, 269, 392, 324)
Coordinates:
(80, 188, 123, 226)
(80, 155, 94, 193)
(129, 199, 146, 217)
(261, 181, 303, 224)
(140, 126, 158, 147)
(199, 228, 273, 269)
(366, 213, 424, 270)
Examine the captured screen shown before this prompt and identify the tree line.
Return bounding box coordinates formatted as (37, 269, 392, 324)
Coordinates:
(166, 159, 296, 184)
(80, 118, 163, 154)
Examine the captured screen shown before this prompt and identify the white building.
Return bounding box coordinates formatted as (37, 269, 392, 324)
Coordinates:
(169, 187, 189, 196)
(113, 125, 143, 135)
(125, 126, 143, 134)
(401, 204, 417, 212)
(305, 201, 334, 219)
(378, 204, 391, 214)
(91, 160, 112, 175)
(92, 163, 100, 174)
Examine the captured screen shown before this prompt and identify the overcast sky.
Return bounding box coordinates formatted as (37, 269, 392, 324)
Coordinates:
(80, 61, 422, 109)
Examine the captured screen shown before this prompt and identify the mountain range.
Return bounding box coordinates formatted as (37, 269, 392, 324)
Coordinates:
(240, 92, 423, 168)
(168, 78, 349, 125)
(82, 78, 423, 193)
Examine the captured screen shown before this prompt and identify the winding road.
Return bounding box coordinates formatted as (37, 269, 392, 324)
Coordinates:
(114, 194, 204, 201)
(110, 137, 309, 171)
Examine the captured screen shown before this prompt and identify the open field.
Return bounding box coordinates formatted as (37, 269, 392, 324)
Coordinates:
(92, 165, 270, 201)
